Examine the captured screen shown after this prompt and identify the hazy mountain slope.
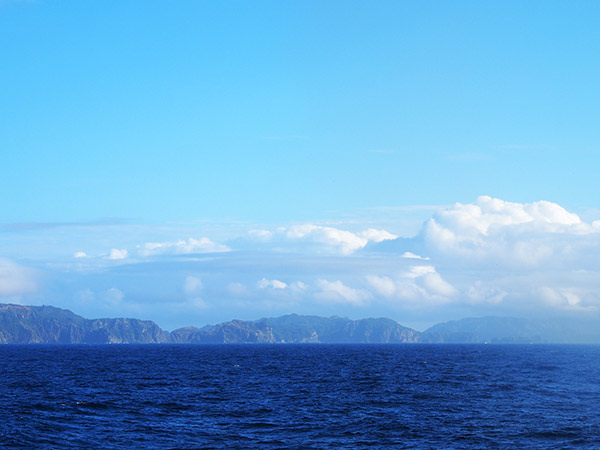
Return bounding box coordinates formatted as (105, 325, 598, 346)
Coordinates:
(0, 304, 170, 344)
(421, 317, 543, 343)
(2, 303, 600, 344)
(171, 314, 420, 344)
(422, 316, 600, 344)
(171, 320, 276, 343)
(257, 314, 420, 343)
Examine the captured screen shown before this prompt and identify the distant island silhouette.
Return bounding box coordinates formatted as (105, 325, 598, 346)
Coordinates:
(1, 303, 598, 344)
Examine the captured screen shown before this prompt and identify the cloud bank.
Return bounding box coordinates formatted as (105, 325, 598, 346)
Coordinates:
(422, 196, 600, 266)
(13, 196, 600, 329)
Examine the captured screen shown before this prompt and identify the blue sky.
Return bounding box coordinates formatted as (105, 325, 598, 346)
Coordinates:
(1, 1, 600, 330)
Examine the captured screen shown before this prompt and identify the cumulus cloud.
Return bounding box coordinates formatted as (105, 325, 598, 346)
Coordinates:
(365, 275, 396, 298)
(366, 265, 457, 304)
(255, 278, 307, 301)
(403, 265, 437, 279)
(74, 288, 95, 303)
(421, 271, 458, 297)
(257, 278, 288, 289)
(290, 281, 308, 292)
(431, 195, 582, 236)
(0, 259, 37, 297)
(183, 276, 203, 296)
(103, 287, 124, 305)
(371, 196, 600, 312)
(248, 229, 273, 241)
(535, 286, 598, 311)
(14, 195, 600, 321)
(109, 248, 128, 260)
(179, 276, 208, 309)
(139, 237, 230, 256)
(184, 297, 209, 309)
(358, 228, 398, 243)
(422, 196, 600, 267)
(285, 224, 397, 255)
(315, 279, 372, 305)
(466, 281, 508, 304)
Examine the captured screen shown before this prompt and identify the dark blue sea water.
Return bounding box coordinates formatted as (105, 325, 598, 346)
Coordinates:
(1, 345, 599, 449)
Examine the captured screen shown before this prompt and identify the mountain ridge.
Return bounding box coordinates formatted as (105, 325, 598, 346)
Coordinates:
(1, 303, 598, 344)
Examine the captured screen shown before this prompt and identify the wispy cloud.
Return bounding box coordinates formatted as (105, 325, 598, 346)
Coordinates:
(0, 218, 127, 233)
(138, 237, 230, 256)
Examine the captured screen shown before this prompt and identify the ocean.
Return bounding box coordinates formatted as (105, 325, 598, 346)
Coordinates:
(1, 344, 599, 449)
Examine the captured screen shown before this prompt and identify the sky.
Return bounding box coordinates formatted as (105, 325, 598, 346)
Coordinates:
(1, 0, 600, 331)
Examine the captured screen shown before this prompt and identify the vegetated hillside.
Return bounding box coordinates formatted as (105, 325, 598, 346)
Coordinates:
(170, 320, 277, 344)
(0, 304, 419, 344)
(171, 314, 420, 344)
(3, 303, 599, 344)
(0, 304, 169, 344)
(257, 314, 419, 343)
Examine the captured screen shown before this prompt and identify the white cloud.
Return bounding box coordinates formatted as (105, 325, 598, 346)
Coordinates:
(366, 265, 457, 304)
(535, 286, 597, 311)
(0, 259, 36, 297)
(466, 281, 507, 304)
(74, 288, 95, 303)
(358, 228, 398, 243)
(248, 229, 273, 241)
(139, 237, 230, 256)
(315, 279, 372, 305)
(422, 196, 600, 267)
(256, 279, 308, 296)
(103, 287, 124, 305)
(285, 224, 397, 255)
(179, 276, 207, 309)
(421, 271, 458, 297)
(257, 278, 288, 289)
(377, 197, 600, 312)
(403, 265, 437, 279)
(185, 297, 209, 309)
(109, 248, 128, 260)
(10, 195, 600, 322)
(401, 251, 429, 260)
(431, 196, 582, 236)
(183, 276, 203, 296)
(290, 281, 308, 292)
(365, 275, 396, 298)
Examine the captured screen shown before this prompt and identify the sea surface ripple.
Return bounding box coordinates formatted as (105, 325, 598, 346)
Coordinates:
(1, 344, 599, 449)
